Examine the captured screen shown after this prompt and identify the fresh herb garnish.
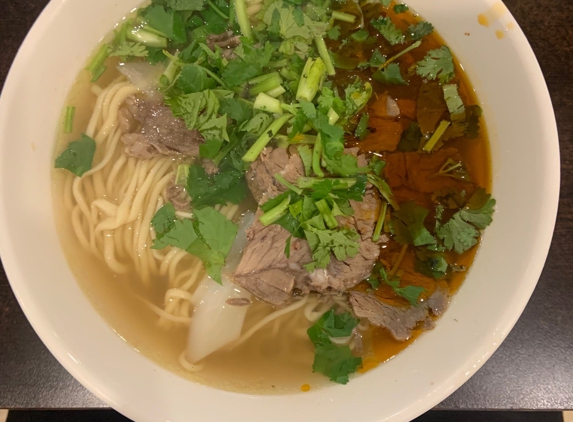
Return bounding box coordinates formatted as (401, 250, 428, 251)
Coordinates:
(416, 46, 455, 84)
(391, 201, 436, 247)
(371, 17, 405, 45)
(307, 310, 361, 384)
(54, 134, 96, 177)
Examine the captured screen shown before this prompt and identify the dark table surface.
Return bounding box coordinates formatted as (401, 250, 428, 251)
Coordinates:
(1, 0, 572, 412)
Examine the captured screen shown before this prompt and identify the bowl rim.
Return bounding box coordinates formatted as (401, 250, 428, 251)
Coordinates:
(0, 0, 560, 420)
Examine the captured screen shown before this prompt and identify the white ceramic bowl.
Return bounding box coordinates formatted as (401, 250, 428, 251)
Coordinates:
(0, 0, 559, 421)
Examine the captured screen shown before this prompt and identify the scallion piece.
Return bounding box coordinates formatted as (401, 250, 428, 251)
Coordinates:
(242, 115, 292, 162)
(63, 106, 76, 134)
(260, 196, 291, 226)
(423, 120, 451, 152)
(332, 11, 356, 23)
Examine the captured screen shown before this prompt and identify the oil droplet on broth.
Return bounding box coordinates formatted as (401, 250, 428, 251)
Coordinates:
(301, 384, 311, 392)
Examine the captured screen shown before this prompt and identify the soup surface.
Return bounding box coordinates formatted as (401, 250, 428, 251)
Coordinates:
(52, 0, 493, 393)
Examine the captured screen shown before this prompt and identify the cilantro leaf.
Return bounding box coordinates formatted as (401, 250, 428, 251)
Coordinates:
(186, 164, 248, 207)
(371, 17, 405, 45)
(327, 25, 341, 40)
(175, 64, 218, 94)
(304, 227, 360, 271)
(307, 311, 362, 384)
(151, 203, 177, 239)
(415, 249, 449, 279)
(393, 4, 409, 13)
(150, 206, 238, 283)
(373, 63, 408, 85)
(221, 41, 274, 87)
(391, 201, 436, 246)
(162, 0, 204, 11)
(219, 97, 253, 125)
(392, 284, 426, 306)
(151, 218, 199, 250)
(459, 189, 496, 229)
(416, 46, 455, 84)
(141, 5, 187, 44)
(110, 42, 149, 59)
(55, 134, 96, 177)
(369, 49, 386, 67)
(408, 21, 434, 41)
(262, 1, 328, 41)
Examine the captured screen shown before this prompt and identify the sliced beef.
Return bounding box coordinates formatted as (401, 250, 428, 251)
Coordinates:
(166, 184, 190, 211)
(308, 240, 380, 292)
(246, 147, 305, 203)
(349, 289, 451, 341)
(119, 96, 204, 159)
(207, 31, 241, 60)
(231, 213, 312, 306)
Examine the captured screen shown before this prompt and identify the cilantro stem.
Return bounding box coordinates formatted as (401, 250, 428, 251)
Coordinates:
(297, 57, 327, 101)
(268, 59, 289, 68)
(87, 44, 110, 82)
(206, 0, 229, 20)
(234, 0, 252, 39)
(312, 136, 325, 178)
(175, 164, 190, 186)
(275, 174, 303, 195)
(249, 72, 280, 85)
(380, 40, 421, 69)
(367, 174, 399, 210)
(242, 115, 292, 162)
(249, 75, 283, 96)
(160, 50, 180, 86)
(423, 120, 451, 152)
(315, 199, 338, 229)
(63, 106, 76, 134)
(260, 196, 291, 226)
(331, 11, 356, 23)
(201, 66, 228, 88)
(389, 244, 408, 277)
(355, 113, 370, 140)
(228, 0, 236, 27)
(253, 93, 282, 114)
(127, 27, 168, 48)
(372, 201, 388, 242)
(213, 135, 242, 165)
(297, 177, 356, 189)
(266, 86, 287, 98)
(314, 36, 336, 76)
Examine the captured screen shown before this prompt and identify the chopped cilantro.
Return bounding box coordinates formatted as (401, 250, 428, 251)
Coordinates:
(307, 310, 361, 384)
(110, 42, 149, 59)
(391, 201, 436, 246)
(355, 113, 370, 140)
(151, 207, 238, 283)
(304, 227, 360, 271)
(393, 4, 409, 13)
(371, 17, 405, 45)
(158, 0, 205, 11)
(151, 203, 177, 239)
(373, 63, 407, 85)
(415, 249, 449, 279)
(416, 46, 455, 84)
(54, 134, 96, 177)
(141, 4, 187, 44)
(219, 97, 253, 125)
(436, 189, 495, 254)
(369, 49, 386, 67)
(408, 21, 434, 41)
(186, 163, 248, 208)
(327, 25, 341, 40)
(371, 266, 426, 306)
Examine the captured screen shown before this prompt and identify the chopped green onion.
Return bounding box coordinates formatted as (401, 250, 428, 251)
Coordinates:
(63, 106, 76, 134)
(351, 29, 370, 42)
(127, 27, 168, 48)
(314, 36, 336, 76)
(312, 136, 325, 178)
(175, 164, 190, 186)
(253, 93, 282, 114)
(249, 75, 283, 96)
(87, 44, 110, 82)
(297, 57, 327, 101)
(327, 108, 339, 125)
(275, 174, 303, 195)
(297, 177, 356, 189)
(315, 199, 338, 229)
(372, 201, 388, 242)
(268, 59, 289, 68)
(260, 196, 291, 226)
(423, 120, 451, 152)
(266, 86, 287, 98)
(242, 115, 293, 162)
(249, 72, 280, 85)
(234, 0, 252, 39)
(160, 50, 180, 86)
(332, 11, 356, 23)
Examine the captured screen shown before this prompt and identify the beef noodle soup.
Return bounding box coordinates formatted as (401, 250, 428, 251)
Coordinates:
(52, 0, 493, 393)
